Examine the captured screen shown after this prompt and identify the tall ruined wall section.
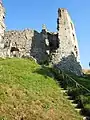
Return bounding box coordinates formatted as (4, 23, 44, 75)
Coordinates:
(0, 2, 5, 56)
(3, 29, 48, 63)
(51, 8, 82, 75)
(57, 8, 80, 61)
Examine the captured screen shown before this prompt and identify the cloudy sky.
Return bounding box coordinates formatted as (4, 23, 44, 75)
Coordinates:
(3, 0, 90, 69)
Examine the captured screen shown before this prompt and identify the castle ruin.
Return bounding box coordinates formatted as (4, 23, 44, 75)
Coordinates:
(0, 1, 5, 56)
(0, 1, 82, 75)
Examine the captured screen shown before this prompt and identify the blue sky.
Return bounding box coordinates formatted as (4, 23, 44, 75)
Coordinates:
(3, 0, 90, 69)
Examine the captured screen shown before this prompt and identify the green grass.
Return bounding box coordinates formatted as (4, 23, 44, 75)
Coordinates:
(0, 58, 82, 120)
(56, 69, 90, 115)
(72, 74, 90, 111)
(70, 73, 90, 90)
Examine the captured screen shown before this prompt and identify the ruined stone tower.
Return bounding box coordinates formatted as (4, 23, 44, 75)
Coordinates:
(57, 8, 80, 61)
(0, 0, 5, 56)
(51, 8, 82, 75)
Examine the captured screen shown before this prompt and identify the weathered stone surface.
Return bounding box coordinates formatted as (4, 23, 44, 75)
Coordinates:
(50, 8, 82, 76)
(3, 29, 48, 63)
(0, 3, 5, 49)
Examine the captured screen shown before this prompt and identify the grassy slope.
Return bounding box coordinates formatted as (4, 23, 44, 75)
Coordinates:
(68, 70, 90, 111)
(0, 58, 82, 120)
(82, 69, 90, 90)
(75, 74, 90, 110)
(71, 73, 90, 90)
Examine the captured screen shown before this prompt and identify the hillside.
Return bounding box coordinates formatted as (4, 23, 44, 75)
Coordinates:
(0, 58, 82, 120)
(52, 67, 90, 118)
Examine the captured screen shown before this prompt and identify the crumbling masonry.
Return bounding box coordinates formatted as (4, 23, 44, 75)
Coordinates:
(0, 1, 82, 75)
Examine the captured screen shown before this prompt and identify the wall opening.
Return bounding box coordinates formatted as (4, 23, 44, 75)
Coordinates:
(47, 33, 59, 51)
(74, 46, 78, 56)
(72, 33, 75, 41)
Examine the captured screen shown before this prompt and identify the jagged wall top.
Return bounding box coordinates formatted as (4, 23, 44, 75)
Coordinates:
(0, 4, 82, 75)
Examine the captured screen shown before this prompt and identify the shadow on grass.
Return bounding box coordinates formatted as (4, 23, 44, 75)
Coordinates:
(34, 64, 90, 118)
(33, 65, 54, 79)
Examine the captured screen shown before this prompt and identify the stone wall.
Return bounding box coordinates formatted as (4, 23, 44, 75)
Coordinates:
(3, 29, 48, 63)
(0, 2, 5, 54)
